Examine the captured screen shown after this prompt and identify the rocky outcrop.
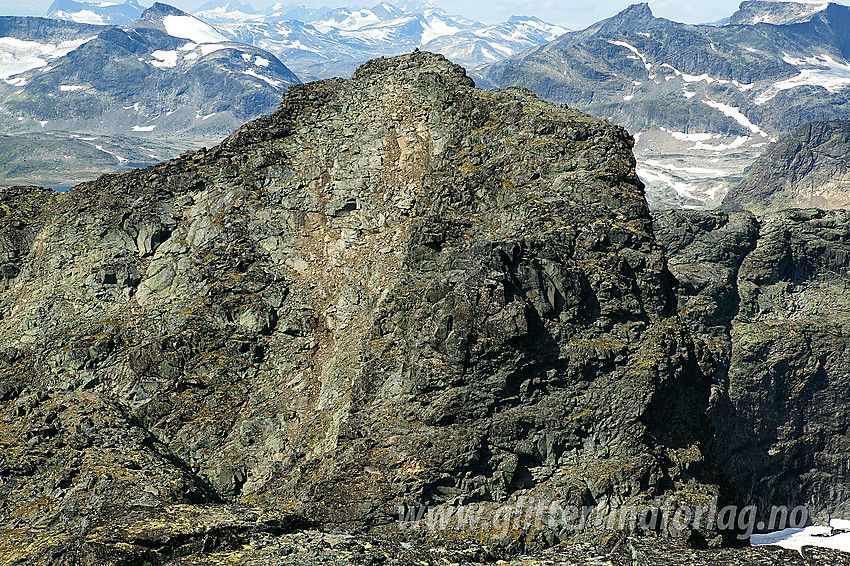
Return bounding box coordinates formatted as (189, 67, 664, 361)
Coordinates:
(724, 121, 850, 214)
(4, 51, 850, 564)
(655, 208, 850, 524)
(0, 52, 743, 563)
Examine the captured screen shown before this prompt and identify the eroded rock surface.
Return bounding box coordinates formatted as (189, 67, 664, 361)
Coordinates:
(1, 52, 847, 564)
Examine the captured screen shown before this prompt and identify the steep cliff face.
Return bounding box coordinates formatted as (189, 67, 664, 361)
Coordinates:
(0, 52, 735, 562)
(724, 121, 850, 214)
(656, 208, 850, 524)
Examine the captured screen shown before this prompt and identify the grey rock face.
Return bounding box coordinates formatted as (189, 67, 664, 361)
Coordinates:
(725, 121, 850, 213)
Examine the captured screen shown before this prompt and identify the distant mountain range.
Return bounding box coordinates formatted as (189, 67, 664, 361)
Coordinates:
(42, 0, 568, 80)
(0, 2, 299, 186)
(477, 1, 850, 209)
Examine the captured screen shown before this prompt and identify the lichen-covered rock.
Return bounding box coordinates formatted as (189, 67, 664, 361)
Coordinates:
(0, 52, 835, 564)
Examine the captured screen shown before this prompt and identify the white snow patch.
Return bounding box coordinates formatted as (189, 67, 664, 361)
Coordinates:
(254, 56, 269, 67)
(95, 144, 127, 163)
(162, 14, 229, 44)
(751, 524, 850, 554)
(643, 159, 730, 176)
(132, 125, 156, 131)
(701, 99, 768, 136)
(636, 168, 699, 198)
(831, 519, 850, 531)
(242, 68, 282, 87)
(756, 54, 850, 104)
(150, 50, 178, 68)
(200, 44, 228, 56)
(682, 89, 696, 99)
(67, 9, 105, 24)
(39, 120, 48, 127)
(692, 136, 751, 151)
(661, 128, 716, 142)
(179, 42, 197, 51)
(4, 76, 27, 86)
(0, 36, 96, 79)
(59, 85, 84, 91)
(608, 40, 654, 79)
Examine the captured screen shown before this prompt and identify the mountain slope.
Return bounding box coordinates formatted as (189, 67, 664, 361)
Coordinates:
(724, 120, 850, 213)
(478, 1, 850, 210)
(3, 51, 850, 564)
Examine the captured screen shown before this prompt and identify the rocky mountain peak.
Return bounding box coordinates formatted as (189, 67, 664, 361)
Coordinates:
(596, 3, 656, 32)
(0, 50, 743, 561)
(349, 50, 476, 87)
(729, 0, 831, 25)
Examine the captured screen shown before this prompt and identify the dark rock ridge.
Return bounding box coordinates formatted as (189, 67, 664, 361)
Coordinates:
(724, 120, 850, 213)
(0, 52, 847, 564)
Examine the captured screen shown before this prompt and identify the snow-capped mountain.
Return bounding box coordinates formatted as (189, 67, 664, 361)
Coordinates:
(44, 0, 145, 25)
(194, 1, 567, 80)
(478, 1, 850, 210)
(0, 4, 299, 185)
(194, 1, 331, 24)
(2, 3, 299, 133)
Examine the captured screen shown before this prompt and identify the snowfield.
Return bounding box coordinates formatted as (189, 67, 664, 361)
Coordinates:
(162, 14, 229, 44)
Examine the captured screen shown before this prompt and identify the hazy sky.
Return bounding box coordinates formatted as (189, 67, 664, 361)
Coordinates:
(4, 0, 849, 28)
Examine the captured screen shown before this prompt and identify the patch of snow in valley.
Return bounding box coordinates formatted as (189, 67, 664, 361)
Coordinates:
(643, 159, 730, 176)
(163, 14, 229, 44)
(59, 85, 85, 91)
(132, 125, 156, 131)
(661, 129, 715, 142)
(692, 135, 751, 151)
(95, 144, 127, 163)
(636, 167, 700, 198)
